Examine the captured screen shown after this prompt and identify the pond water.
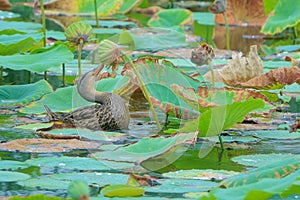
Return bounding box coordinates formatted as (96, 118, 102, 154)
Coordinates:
(1, 2, 300, 199)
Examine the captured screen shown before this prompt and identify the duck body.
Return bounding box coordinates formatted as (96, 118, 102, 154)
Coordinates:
(44, 70, 130, 131)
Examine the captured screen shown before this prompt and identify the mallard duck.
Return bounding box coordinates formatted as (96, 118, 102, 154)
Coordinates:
(44, 66, 130, 131)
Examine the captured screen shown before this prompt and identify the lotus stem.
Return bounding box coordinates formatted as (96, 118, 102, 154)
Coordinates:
(121, 52, 162, 130)
(223, 13, 230, 50)
(208, 60, 215, 88)
(94, 0, 99, 28)
(219, 135, 224, 150)
(62, 63, 65, 87)
(77, 38, 84, 76)
(28, 71, 31, 84)
(44, 71, 47, 80)
(39, 0, 46, 47)
(0, 66, 3, 85)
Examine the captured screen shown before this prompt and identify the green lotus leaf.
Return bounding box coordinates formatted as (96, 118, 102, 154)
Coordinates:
(0, 171, 31, 182)
(9, 194, 67, 200)
(276, 44, 300, 52)
(20, 76, 129, 114)
(244, 130, 300, 140)
(94, 133, 195, 164)
(147, 8, 192, 27)
(0, 10, 20, 19)
(117, 0, 142, 14)
(52, 172, 128, 186)
(209, 169, 300, 200)
(163, 169, 238, 181)
(263, 0, 279, 15)
(145, 179, 218, 194)
(84, 20, 137, 28)
(232, 153, 297, 167)
(0, 160, 29, 170)
(263, 61, 292, 69)
(101, 184, 144, 197)
(0, 33, 43, 55)
(118, 28, 188, 51)
(0, 21, 42, 32)
(181, 98, 265, 137)
(18, 177, 71, 190)
(220, 156, 300, 188)
(15, 123, 54, 131)
(0, 44, 73, 72)
(45, 128, 126, 141)
(0, 80, 53, 107)
(261, 0, 300, 35)
(193, 12, 215, 25)
(45, 0, 122, 17)
(47, 30, 66, 41)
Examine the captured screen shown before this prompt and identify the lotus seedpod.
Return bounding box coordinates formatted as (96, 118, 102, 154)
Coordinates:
(98, 39, 122, 66)
(65, 21, 94, 45)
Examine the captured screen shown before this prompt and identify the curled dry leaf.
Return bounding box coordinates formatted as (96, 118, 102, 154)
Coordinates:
(204, 45, 264, 86)
(239, 66, 300, 90)
(290, 118, 300, 133)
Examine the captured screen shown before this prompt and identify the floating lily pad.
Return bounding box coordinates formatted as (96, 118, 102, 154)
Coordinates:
(0, 21, 42, 32)
(0, 80, 53, 107)
(45, 128, 126, 141)
(52, 172, 128, 186)
(0, 138, 101, 153)
(244, 130, 300, 140)
(20, 76, 129, 114)
(148, 8, 192, 27)
(9, 194, 67, 200)
(0, 33, 43, 55)
(84, 20, 137, 28)
(263, 61, 292, 69)
(0, 10, 20, 19)
(0, 171, 31, 182)
(0, 160, 29, 170)
(15, 123, 54, 131)
(0, 44, 73, 72)
(276, 44, 300, 52)
(216, 135, 259, 144)
(101, 184, 144, 197)
(261, 0, 300, 34)
(232, 153, 297, 167)
(163, 169, 238, 181)
(18, 177, 70, 190)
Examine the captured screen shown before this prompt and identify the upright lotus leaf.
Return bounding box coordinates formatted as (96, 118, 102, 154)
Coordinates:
(261, 0, 300, 35)
(220, 156, 300, 188)
(68, 180, 89, 200)
(171, 84, 268, 112)
(44, 0, 122, 17)
(20, 76, 129, 114)
(0, 33, 43, 55)
(0, 80, 53, 107)
(204, 45, 264, 86)
(147, 8, 193, 27)
(181, 98, 265, 137)
(117, 0, 142, 13)
(121, 57, 200, 119)
(263, 0, 279, 15)
(238, 66, 300, 90)
(0, 44, 73, 72)
(65, 21, 94, 45)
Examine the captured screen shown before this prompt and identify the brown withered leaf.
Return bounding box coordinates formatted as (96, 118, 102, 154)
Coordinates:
(0, 138, 101, 153)
(290, 118, 300, 133)
(239, 66, 300, 90)
(127, 173, 158, 187)
(204, 45, 264, 86)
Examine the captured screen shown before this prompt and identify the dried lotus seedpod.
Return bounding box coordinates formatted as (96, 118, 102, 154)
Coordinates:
(209, 0, 227, 14)
(190, 43, 215, 66)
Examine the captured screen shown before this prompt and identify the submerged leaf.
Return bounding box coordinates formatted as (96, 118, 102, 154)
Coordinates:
(239, 66, 300, 90)
(0, 80, 53, 107)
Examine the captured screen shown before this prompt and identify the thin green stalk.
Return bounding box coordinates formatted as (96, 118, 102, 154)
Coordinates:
(44, 71, 47, 80)
(94, 0, 99, 28)
(77, 39, 83, 76)
(122, 52, 162, 130)
(223, 12, 230, 50)
(219, 135, 224, 150)
(208, 60, 215, 88)
(39, 0, 46, 47)
(62, 63, 65, 87)
(28, 71, 31, 84)
(0, 66, 3, 85)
